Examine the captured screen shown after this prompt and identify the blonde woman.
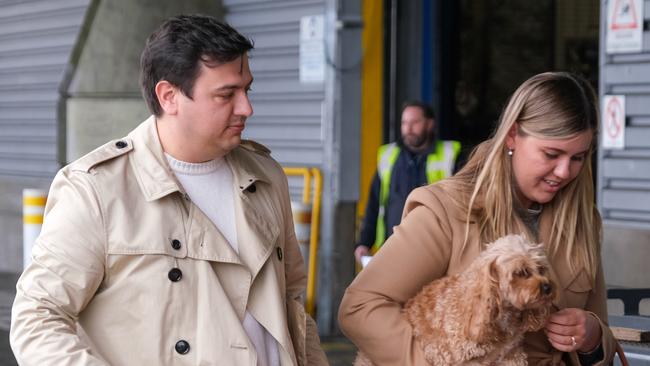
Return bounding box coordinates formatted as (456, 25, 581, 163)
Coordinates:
(339, 72, 616, 365)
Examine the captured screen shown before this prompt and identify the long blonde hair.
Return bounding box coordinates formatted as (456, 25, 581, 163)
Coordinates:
(444, 72, 600, 283)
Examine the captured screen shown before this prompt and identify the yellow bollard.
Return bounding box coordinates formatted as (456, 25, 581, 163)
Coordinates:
(291, 201, 312, 270)
(23, 189, 46, 270)
(283, 166, 322, 317)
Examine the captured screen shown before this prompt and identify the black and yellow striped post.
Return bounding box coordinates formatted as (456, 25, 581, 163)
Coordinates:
(23, 189, 46, 269)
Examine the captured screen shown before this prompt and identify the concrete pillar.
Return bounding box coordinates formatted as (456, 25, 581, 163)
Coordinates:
(62, 0, 222, 162)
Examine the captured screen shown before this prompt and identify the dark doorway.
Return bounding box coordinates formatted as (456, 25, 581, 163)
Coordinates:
(453, 0, 599, 160)
(381, 0, 599, 166)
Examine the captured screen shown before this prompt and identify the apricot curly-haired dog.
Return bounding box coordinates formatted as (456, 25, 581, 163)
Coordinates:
(355, 234, 555, 366)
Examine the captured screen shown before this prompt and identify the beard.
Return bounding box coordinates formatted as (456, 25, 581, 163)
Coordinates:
(402, 133, 429, 151)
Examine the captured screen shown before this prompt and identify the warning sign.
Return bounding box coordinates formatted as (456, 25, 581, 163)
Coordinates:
(299, 15, 325, 84)
(606, 0, 644, 53)
(602, 95, 626, 149)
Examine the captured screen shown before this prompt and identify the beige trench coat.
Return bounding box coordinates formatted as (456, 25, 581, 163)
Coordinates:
(339, 183, 616, 366)
(10, 116, 328, 366)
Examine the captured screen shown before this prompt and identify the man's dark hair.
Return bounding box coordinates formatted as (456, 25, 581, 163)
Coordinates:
(401, 100, 435, 120)
(140, 14, 254, 116)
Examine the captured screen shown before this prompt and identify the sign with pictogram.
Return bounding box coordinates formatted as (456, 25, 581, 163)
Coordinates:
(602, 95, 626, 149)
(299, 15, 325, 83)
(606, 0, 643, 53)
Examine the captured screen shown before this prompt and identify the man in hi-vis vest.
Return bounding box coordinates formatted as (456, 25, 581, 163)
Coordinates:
(354, 101, 460, 265)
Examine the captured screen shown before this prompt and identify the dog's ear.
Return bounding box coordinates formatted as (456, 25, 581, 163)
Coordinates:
(522, 305, 551, 331)
(463, 258, 500, 343)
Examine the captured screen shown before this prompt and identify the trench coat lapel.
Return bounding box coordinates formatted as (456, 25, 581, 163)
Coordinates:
(227, 149, 294, 358)
(188, 204, 243, 264)
(227, 149, 279, 278)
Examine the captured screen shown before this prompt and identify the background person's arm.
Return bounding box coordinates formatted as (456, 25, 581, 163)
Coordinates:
(355, 172, 381, 264)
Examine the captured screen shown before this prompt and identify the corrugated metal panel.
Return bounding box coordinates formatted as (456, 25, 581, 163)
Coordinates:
(224, 0, 327, 200)
(0, 0, 89, 178)
(598, 0, 650, 228)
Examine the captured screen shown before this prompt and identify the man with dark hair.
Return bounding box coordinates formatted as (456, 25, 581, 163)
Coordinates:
(11, 14, 328, 366)
(354, 101, 461, 265)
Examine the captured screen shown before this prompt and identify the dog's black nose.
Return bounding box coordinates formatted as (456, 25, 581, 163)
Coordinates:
(541, 282, 553, 295)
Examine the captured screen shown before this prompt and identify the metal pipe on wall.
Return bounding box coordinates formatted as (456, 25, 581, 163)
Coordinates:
(387, 0, 398, 144)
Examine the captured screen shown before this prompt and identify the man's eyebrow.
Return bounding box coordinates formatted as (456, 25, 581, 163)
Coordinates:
(213, 78, 253, 92)
(214, 84, 238, 92)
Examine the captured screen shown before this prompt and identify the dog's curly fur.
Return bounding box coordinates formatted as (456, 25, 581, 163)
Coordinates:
(355, 234, 555, 366)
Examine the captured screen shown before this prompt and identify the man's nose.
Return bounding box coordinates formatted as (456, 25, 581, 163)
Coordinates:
(236, 93, 253, 117)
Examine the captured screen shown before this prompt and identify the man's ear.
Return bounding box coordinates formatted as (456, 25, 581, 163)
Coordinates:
(155, 80, 179, 115)
(427, 118, 435, 134)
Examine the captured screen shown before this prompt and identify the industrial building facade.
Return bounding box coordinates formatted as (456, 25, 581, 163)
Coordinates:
(0, 0, 648, 338)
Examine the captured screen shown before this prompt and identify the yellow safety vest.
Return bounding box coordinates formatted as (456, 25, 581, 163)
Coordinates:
(372, 140, 461, 252)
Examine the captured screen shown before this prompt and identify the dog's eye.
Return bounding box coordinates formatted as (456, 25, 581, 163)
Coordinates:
(515, 268, 531, 278)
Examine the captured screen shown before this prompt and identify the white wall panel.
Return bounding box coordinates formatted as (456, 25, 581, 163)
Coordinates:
(225, 0, 327, 200)
(599, 0, 650, 227)
(0, 0, 89, 178)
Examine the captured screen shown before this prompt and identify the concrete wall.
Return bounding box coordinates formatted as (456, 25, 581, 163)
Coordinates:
(65, 0, 222, 162)
(0, 0, 90, 272)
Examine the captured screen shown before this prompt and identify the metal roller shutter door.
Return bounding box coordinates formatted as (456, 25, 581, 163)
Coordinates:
(0, 0, 89, 178)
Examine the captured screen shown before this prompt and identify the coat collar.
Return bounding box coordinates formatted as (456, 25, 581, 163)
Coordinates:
(127, 116, 181, 201)
(128, 116, 271, 201)
(225, 144, 272, 195)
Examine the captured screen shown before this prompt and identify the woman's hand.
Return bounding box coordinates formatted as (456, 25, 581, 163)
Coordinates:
(544, 308, 602, 353)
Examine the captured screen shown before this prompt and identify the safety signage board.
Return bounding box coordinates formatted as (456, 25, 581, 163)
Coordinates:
(299, 15, 326, 83)
(606, 0, 644, 53)
(602, 95, 626, 149)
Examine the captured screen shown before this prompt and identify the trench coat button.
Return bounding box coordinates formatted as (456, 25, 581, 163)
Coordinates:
(246, 184, 256, 193)
(276, 247, 283, 261)
(115, 140, 128, 149)
(171, 239, 181, 250)
(175, 340, 190, 354)
(168, 268, 182, 282)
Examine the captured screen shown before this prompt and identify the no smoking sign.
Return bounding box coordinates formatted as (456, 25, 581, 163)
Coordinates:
(602, 95, 626, 149)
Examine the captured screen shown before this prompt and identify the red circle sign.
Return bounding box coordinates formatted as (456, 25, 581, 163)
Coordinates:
(605, 97, 623, 138)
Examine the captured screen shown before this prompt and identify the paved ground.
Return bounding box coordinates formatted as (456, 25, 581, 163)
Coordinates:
(0, 272, 355, 365)
(322, 336, 357, 366)
(0, 330, 15, 366)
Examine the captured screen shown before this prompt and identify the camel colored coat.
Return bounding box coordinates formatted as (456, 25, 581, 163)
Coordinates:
(339, 183, 616, 366)
(10, 117, 327, 366)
